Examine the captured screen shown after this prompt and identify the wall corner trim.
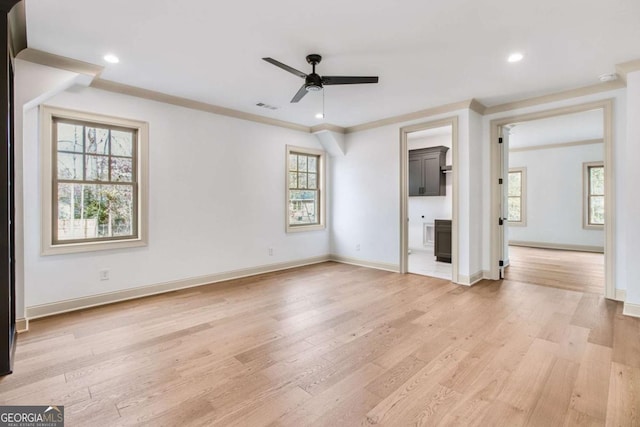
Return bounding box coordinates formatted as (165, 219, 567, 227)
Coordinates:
(457, 270, 485, 286)
(329, 254, 400, 273)
(508, 241, 605, 254)
(622, 302, 640, 318)
(16, 318, 28, 333)
(25, 255, 330, 320)
(615, 289, 627, 302)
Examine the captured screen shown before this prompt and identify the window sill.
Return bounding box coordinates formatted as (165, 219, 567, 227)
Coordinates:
(42, 237, 147, 256)
(583, 224, 604, 231)
(286, 224, 326, 233)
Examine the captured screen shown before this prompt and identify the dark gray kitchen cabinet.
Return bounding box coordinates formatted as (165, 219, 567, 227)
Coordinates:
(434, 219, 452, 263)
(408, 146, 449, 196)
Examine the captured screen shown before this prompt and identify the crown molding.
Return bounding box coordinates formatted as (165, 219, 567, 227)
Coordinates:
(17, 47, 103, 77)
(90, 78, 311, 133)
(310, 123, 346, 134)
(616, 59, 640, 83)
(483, 80, 625, 115)
(469, 98, 487, 115)
(7, 1, 25, 57)
(344, 99, 478, 134)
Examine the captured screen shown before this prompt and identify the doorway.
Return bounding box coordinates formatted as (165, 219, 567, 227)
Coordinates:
(406, 126, 453, 279)
(400, 117, 459, 283)
(490, 100, 614, 298)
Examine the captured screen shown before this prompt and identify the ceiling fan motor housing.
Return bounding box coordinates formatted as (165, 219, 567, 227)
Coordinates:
(305, 73, 323, 91)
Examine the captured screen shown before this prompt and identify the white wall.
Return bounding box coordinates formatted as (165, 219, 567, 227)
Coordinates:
(509, 143, 604, 248)
(331, 108, 481, 281)
(20, 82, 329, 309)
(407, 133, 452, 249)
(481, 88, 627, 291)
(330, 125, 400, 266)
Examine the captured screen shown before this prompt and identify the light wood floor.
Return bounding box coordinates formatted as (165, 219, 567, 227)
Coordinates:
(505, 246, 605, 294)
(1, 262, 638, 426)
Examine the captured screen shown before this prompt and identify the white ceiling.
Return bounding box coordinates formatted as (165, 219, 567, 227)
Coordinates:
(508, 109, 603, 149)
(24, 0, 640, 127)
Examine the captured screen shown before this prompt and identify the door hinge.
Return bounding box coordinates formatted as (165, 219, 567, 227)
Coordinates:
(499, 178, 503, 185)
(499, 217, 504, 226)
(498, 137, 503, 144)
(499, 260, 504, 267)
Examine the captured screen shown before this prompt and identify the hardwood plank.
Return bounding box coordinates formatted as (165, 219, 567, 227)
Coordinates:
(1, 261, 637, 425)
(495, 338, 558, 411)
(563, 409, 604, 427)
(612, 313, 640, 369)
(366, 355, 427, 398)
(275, 362, 383, 426)
(365, 347, 467, 425)
(525, 358, 580, 426)
(605, 362, 640, 426)
(213, 385, 310, 427)
(505, 246, 604, 294)
(569, 343, 612, 421)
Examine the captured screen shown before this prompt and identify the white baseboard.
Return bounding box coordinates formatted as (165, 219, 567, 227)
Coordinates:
(509, 240, 604, 253)
(329, 254, 400, 273)
(16, 318, 28, 333)
(26, 255, 330, 320)
(615, 289, 627, 302)
(457, 270, 486, 286)
(623, 302, 640, 318)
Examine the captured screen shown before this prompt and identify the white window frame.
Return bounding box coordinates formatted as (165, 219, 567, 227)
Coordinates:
(41, 105, 149, 255)
(286, 145, 326, 233)
(507, 167, 527, 226)
(583, 161, 604, 230)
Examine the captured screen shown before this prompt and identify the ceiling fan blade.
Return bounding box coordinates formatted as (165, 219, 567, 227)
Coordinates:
(291, 84, 308, 103)
(322, 76, 379, 85)
(262, 57, 307, 79)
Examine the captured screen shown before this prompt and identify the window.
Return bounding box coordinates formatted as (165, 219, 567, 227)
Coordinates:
(507, 167, 526, 225)
(286, 145, 325, 232)
(41, 106, 148, 254)
(584, 162, 604, 228)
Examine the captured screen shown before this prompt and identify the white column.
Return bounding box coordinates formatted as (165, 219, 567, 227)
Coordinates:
(625, 70, 640, 310)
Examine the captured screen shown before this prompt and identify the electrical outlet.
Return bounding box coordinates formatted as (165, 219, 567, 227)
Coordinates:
(355, 244, 361, 251)
(268, 247, 274, 256)
(99, 269, 109, 281)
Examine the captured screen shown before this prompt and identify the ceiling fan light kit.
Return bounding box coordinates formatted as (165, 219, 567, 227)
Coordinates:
(262, 54, 379, 103)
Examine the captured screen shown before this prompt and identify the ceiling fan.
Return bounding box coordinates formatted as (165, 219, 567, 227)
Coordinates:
(262, 54, 379, 103)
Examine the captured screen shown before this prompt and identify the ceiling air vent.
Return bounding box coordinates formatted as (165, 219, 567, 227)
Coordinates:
(256, 102, 278, 110)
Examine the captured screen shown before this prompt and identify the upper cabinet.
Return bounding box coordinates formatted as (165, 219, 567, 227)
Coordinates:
(409, 146, 449, 196)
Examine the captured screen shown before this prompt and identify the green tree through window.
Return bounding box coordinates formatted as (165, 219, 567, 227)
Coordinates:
(54, 119, 137, 243)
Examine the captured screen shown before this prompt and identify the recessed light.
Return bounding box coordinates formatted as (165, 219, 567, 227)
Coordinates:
(507, 52, 523, 63)
(315, 113, 324, 119)
(103, 54, 120, 64)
